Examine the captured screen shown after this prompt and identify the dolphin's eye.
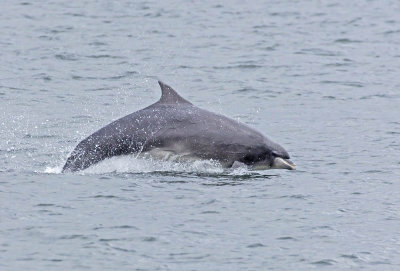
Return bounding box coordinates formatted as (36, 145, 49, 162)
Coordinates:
(241, 151, 268, 165)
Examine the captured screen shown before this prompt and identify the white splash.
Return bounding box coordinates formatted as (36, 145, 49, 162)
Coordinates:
(44, 165, 63, 174)
(45, 155, 226, 175)
(86, 155, 224, 174)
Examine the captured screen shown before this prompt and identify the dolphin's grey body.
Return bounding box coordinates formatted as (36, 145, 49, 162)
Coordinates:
(62, 81, 295, 172)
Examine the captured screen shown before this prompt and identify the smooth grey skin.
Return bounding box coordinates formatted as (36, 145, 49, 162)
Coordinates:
(62, 81, 295, 172)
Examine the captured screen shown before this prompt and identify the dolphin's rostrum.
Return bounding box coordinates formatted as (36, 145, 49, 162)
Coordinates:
(62, 81, 295, 172)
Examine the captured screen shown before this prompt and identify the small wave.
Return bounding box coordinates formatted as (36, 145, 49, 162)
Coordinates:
(60, 234, 89, 240)
(247, 243, 266, 248)
(334, 38, 361, 43)
(276, 236, 297, 241)
(320, 80, 364, 88)
(340, 254, 358, 259)
(296, 48, 339, 56)
(312, 259, 337, 266)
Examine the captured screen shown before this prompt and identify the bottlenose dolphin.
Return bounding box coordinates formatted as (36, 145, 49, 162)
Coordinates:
(62, 81, 295, 172)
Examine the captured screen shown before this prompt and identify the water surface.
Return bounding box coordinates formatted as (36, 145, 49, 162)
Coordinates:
(1, 0, 400, 270)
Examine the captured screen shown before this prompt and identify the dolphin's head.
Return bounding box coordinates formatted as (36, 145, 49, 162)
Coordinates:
(268, 140, 296, 170)
(239, 140, 296, 170)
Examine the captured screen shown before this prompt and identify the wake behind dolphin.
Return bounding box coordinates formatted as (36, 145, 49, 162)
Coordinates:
(62, 81, 295, 172)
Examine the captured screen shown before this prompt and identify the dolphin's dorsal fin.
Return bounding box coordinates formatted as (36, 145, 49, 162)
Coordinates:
(157, 81, 192, 105)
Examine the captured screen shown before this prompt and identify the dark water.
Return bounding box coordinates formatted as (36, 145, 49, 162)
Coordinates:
(1, 0, 400, 270)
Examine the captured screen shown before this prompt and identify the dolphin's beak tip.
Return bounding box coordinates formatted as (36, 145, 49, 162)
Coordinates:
(288, 161, 296, 170)
(273, 157, 296, 170)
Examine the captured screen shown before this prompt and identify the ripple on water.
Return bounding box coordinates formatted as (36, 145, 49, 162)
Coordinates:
(334, 38, 362, 43)
(105, 244, 136, 253)
(280, 194, 309, 200)
(86, 54, 124, 59)
(213, 64, 263, 70)
(55, 53, 79, 61)
(341, 254, 359, 260)
(311, 259, 337, 266)
(142, 236, 157, 242)
(99, 238, 121, 242)
(60, 235, 91, 240)
(247, 243, 266, 248)
(71, 71, 137, 81)
(91, 195, 120, 199)
(276, 236, 298, 241)
(93, 225, 139, 230)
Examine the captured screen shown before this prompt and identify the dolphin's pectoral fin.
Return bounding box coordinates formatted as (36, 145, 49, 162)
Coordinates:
(231, 161, 248, 169)
(272, 157, 296, 170)
(157, 81, 193, 105)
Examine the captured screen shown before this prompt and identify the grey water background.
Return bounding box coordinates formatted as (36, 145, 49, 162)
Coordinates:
(1, 0, 400, 270)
